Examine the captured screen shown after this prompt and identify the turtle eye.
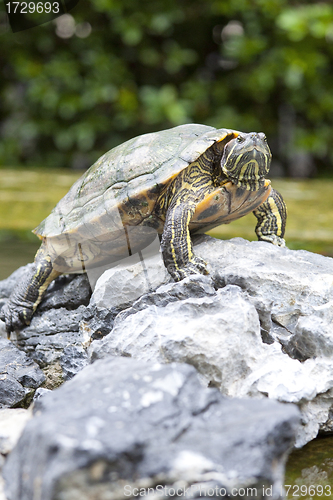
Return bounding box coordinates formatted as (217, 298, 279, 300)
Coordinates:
(237, 135, 244, 143)
(259, 133, 267, 142)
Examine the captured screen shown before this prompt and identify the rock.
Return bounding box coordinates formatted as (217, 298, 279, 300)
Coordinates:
(0, 338, 45, 408)
(0, 409, 32, 455)
(37, 274, 91, 312)
(89, 252, 168, 310)
(80, 304, 119, 341)
(89, 236, 333, 446)
(0, 268, 92, 389)
(59, 345, 88, 380)
(89, 236, 169, 310)
(0, 479, 6, 500)
(13, 307, 88, 388)
(90, 280, 263, 384)
(2, 235, 333, 447)
(3, 358, 300, 500)
(81, 267, 214, 342)
(79, 237, 170, 340)
(16, 307, 86, 341)
(197, 236, 333, 357)
(32, 388, 51, 403)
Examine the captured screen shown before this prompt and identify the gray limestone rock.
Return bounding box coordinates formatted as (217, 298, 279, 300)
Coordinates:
(0, 338, 45, 408)
(79, 243, 171, 340)
(79, 304, 123, 342)
(2, 236, 333, 447)
(81, 273, 216, 342)
(88, 242, 170, 311)
(59, 345, 89, 380)
(32, 387, 51, 403)
(12, 307, 88, 388)
(37, 274, 91, 313)
(3, 358, 300, 500)
(91, 282, 261, 384)
(0, 409, 32, 455)
(194, 236, 333, 360)
(89, 236, 333, 447)
(113, 274, 217, 327)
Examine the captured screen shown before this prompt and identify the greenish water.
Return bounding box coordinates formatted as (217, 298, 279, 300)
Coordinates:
(285, 437, 333, 499)
(0, 168, 80, 280)
(0, 240, 40, 280)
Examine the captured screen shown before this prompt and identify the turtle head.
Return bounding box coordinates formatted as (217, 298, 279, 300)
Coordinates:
(220, 132, 271, 191)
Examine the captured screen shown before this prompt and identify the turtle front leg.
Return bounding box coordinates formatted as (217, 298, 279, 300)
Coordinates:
(161, 201, 208, 281)
(0, 247, 61, 337)
(253, 188, 287, 247)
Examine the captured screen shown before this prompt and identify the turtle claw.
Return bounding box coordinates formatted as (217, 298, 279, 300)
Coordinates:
(168, 256, 209, 282)
(259, 235, 286, 247)
(0, 300, 32, 337)
(188, 255, 209, 275)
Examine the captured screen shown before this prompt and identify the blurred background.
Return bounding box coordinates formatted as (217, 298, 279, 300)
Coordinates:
(1, 0, 333, 278)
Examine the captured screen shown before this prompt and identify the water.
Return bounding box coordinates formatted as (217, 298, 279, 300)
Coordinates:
(0, 168, 80, 280)
(0, 240, 40, 280)
(285, 437, 333, 499)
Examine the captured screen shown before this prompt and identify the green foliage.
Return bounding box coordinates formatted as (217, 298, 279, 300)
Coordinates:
(0, 0, 333, 173)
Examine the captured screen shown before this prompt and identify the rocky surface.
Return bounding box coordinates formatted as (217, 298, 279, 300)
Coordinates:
(87, 235, 333, 447)
(1, 236, 333, 446)
(0, 273, 91, 388)
(88, 239, 169, 311)
(0, 408, 33, 500)
(80, 236, 170, 340)
(0, 337, 45, 408)
(3, 358, 300, 500)
(0, 409, 32, 455)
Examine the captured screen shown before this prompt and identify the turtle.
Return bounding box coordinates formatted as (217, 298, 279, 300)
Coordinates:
(0, 123, 287, 335)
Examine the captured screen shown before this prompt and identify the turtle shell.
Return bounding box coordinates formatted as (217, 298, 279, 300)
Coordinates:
(34, 124, 270, 272)
(35, 124, 239, 240)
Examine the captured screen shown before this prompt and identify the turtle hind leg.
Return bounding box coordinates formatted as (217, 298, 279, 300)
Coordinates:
(0, 247, 61, 337)
(253, 188, 287, 247)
